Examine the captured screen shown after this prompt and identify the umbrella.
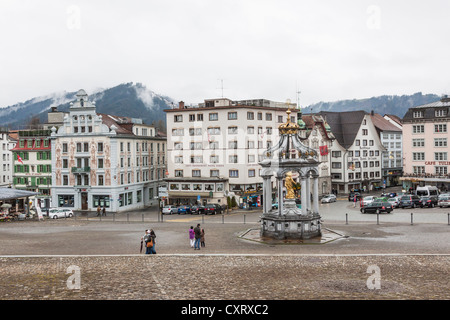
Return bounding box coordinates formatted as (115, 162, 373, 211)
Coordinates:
(1, 204, 12, 208)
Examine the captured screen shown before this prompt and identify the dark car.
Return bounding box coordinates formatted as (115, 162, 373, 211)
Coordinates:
(177, 205, 191, 214)
(419, 196, 438, 208)
(348, 192, 361, 202)
(360, 201, 393, 214)
(399, 195, 421, 208)
(190, 205, 205, 215)
(204, 203, 223, 215)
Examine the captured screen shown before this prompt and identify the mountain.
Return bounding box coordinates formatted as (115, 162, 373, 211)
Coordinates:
(305, 92, 440, 118)
(0, 82, 175, 130)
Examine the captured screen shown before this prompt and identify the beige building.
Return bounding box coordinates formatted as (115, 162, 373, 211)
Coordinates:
(50, 89, 166, 212)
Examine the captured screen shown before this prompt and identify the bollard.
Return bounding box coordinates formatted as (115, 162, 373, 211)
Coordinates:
(222, 215, 224, 224)
(127, 213, 129, 223)
(202, 215, 204, 224)
(411, 212, 414, 225)
(244, 214, 246, 224)
(142, 213, 144, 222)
(376, 211, 379, 225)
(448, 213, 449, 225)
(345, 213, 348, 225)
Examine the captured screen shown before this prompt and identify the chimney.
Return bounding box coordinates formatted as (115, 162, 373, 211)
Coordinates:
(51, 106, 58, 112)
(371, 110, 374, 116)
(179, 101, 185, 109)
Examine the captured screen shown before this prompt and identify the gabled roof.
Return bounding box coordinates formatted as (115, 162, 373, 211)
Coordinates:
(97, 113, 133, 135)
(318, 111, 366, 149)
(370, 113, 401, 132)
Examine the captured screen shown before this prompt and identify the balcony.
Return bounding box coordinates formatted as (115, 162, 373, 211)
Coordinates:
(71, 167, 91, 174)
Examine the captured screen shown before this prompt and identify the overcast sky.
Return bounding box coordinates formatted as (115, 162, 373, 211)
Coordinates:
(1, 0, 449, 108)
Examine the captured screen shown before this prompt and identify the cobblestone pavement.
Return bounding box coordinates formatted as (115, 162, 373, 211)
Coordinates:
(0, 212, 449, 301)
(0, 255, 449, 300)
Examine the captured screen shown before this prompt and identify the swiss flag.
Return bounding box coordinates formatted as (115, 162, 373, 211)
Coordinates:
(319, 145, 328, 156)
(17, 154, 24, 164)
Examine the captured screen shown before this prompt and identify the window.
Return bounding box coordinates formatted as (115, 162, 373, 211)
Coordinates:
(175, 156, 183, 164)
(332, 162, 341, 169)
(209, 141, 219, 149)
(413, 166, 425, 174)
(174, 115, 183, 122)
(435, 166, 448, 175)
(435, 138, 447, 147)
(97, 142, 103, 152)
(197, 114, 203, 121)
(207, 127, 221, 135)
(210, 170, 219, 177)
(413, 152, 425, 161)
(190, 156, 203, 163)
(247, 112, 254, 120)
(257, 112, 262, 120)
(229, 141, 238, 149)
(332, 151, 341, 158)
(98, 158, 104, 169)
(247, 126, 254, 134)
(228, 126, 238, 134)
(248, 169, 256, 177)
(362, 129, 368, 135)
(413, 111, 424, 118)
(413, 125, 424, 134)
(209, 113, 218, 121)
(229, 169, 239, 178)
(248, 155, 255, 163)
(172, 128, 184, 136)
(181, 184, 191, 191)
(174, 142, 183, 150)
(434, 152, 447, 161)
(277, 115, 283, 123)
(98, 175, 104, 186)
(229, 155, 238, 163)
(435, 124, 447, 133)
(228, 112, 237, 120)
(175, 170, 183, 177)
(192, 170, 201, 177)
(189, 114, 196, 122)
(435, 109, 447, 117)
(266, 113, 272, 121)
(210, 155, 219, 163)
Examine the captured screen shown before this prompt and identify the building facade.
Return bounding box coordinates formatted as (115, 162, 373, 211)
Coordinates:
(401, 95, 450, 192)
(0, 128, 15, 188)
(165, 98, 296, 207)
(50, 89, 167, 212)
(319, 111, 386, 194)
(370, 113, 403, 187)
(11, 129, 53, 208)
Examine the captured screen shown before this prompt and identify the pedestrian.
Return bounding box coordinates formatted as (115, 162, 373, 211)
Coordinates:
(96, 206, 101, 216)
(102, 206, 106, 216)
(189, 226, 195, 248)
(353, 195, 357, 208)
(143, 229, 154, 255)
(200, 228, 205, 248)
(149, 229, 157, 254)
(140, 229, 149, 254)
(194, 224, 201, 250)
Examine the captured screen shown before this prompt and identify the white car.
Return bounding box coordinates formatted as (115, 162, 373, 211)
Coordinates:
(438, 194, 450, 208)
(162, 205, 178, 215)
(387, 197, 400, 208)
(321, 195, 337, 203)
(361, 196, 376, 206)
(48, 208, 74, 219)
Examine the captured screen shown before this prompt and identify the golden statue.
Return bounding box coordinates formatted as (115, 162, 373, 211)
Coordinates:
(285, 171, 296, 199)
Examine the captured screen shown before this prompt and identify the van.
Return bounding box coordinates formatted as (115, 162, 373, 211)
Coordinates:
(415, 186, 439, 197)
(438, 194, 450, 208)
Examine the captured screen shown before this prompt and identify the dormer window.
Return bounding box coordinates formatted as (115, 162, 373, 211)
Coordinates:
(435, 109, 447, 117)
(413, 111, 424, 118)
(80, 99, 84, 107)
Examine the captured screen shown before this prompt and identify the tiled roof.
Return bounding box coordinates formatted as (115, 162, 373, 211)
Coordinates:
(370, 113, 401, 132)
(319, 111, 366, 149)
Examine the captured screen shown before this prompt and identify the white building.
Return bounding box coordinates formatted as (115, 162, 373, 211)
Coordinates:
(319, 111, 386, 194)
(50, 89, 166, 212)
(0, 129, 15, 188)
(164, 98, 334, 207)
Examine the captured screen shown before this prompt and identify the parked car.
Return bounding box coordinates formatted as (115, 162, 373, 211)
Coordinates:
(348, 192, 361, 202)
(360, 201, 393, 214)
(361, 196, 376, 206)
(419, 196, 438, 208)
(48, 208, 74, 219)
(162, 205, 178, 215)
(399, 195, 421, 208)
(438, 194, 450, 208)
(321, 195, 337, 203)
(177, 205, 191, 214)
(204, 203, 223, 215)
(190, 205, 205, 214)
(387, 197, 400, 208)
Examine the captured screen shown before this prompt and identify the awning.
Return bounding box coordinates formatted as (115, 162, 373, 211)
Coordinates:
(0, 188, 40, 201)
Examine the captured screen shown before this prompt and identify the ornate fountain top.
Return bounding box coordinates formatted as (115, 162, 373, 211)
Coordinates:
(278, 108, 301, 135)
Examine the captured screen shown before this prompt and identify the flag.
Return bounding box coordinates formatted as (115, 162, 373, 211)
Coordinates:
(17, 154, 24, 164)
(319, 145, 328, 156)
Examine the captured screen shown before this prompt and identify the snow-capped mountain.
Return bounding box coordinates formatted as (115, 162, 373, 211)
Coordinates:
(0, 82, 176, 130)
